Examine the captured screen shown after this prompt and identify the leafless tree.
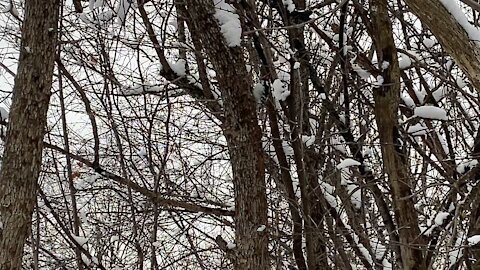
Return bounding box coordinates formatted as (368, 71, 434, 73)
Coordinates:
(0, 0, 60, 268)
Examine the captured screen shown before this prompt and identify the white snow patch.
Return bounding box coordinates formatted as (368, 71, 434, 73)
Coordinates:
(457, 159, 478, 174)
(407, 123, 428, 136)
(11, 4, 19, 17)
(414, 106, 448, 120)
(319, 182, 338, 209)
(372, 75, 384, 87)
(121, 84, 163, 95)
(382, 259, 393, 269)
(293, 62, 300, 69)
(81, 254, 94, 266)
(170, 59, 187, 76)
(320, 181, 335, 194)
(72, 235, 88, 247)
(168, 18, 177, 31)
(272, 79, 290, 101)
(381, 61, 390, 70)
(138, 148, 147, 158)
(434, 211, 449, 226)
(214, 0, 242, 47)
(423, 38, 435, 48)
(420, 224, 434, 237)
(2, 2, 19, 17)
(336, 158, 361, 169)
(212, 88, 223, 106)
(257, 225, 266, 232)
(456, 77, 467, 88)
(253, 83, 265, 105)
(282, 141, 294, 156)
(186, 75, 202, 89)
(302, 135, 315, 147)
(282, 0, 295, 12)
(81, 253, 98, 266)
(227, 242, 236, 249)
(468, 235, 480, 245)
(398, 53, 412, 69)
(440, 0, 480, 43)
(371, 240, 386, 260)
(358, 244, 373, 265)
(79, 209, 88, 223)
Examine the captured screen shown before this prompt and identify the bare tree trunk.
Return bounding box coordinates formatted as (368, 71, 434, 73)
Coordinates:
(0, 0, 60, 268)
(370, 0, 425, 269)
(183, 2, 269, 269)
(404, 0, 480, 91)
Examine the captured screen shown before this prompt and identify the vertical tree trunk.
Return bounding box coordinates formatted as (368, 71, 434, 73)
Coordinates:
(183, 2, 269, 269)
(370, 0, 425, 269)
(403, 0, 480, 91)
(0, 0, 60, 268)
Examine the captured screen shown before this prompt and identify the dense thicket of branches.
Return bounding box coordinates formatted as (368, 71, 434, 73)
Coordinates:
(1, 0, 480, 269)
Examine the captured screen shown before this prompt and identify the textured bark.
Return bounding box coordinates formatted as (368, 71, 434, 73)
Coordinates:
(239, 3, 311, 267)
(286, 0, 330, 268)
(0, 0, 60, 268)
(183, 2, 269, 269)
(403, 0, 480, 91)
(370, 1, 425, 269)
(285, 59, 329, 270)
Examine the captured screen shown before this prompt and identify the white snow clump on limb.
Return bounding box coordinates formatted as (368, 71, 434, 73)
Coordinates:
(282, 0, 295, 12)
(434, 211, 449, 226)
(336, 158, 361, 170)
(468, 235, 480, 245)
(398, 53, 412, 70)
(414, 106, 448, 121)
(440, 0, 480, 43)
(213, 0, 242, 47)
(170, 59, 187, 76)
(272, 79, 290, 101)
(72, 235, 88, 247)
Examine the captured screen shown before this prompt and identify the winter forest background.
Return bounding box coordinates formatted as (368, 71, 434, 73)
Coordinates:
(1, 0, 480, 269)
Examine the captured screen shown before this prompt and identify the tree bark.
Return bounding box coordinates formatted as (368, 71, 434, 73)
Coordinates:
(0, 0, 60, 268)
(183, 2, 269, 269)
(370, 0, 425, 269)
(403, 0, 480, 91)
